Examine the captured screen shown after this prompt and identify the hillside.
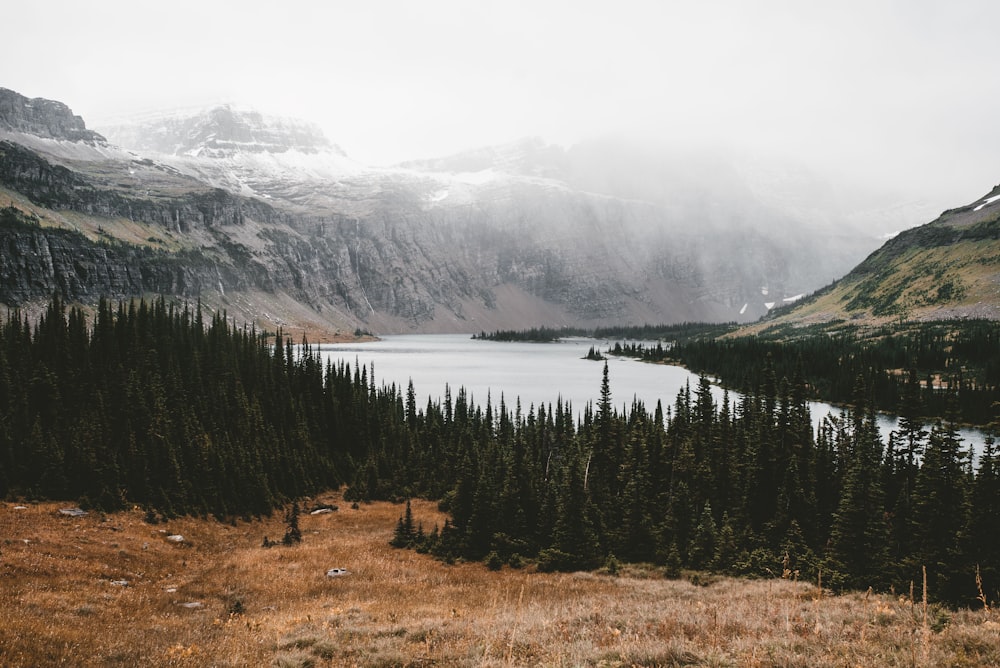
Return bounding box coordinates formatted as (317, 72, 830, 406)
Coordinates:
(2, 494, 998, 667)
(0, 87, 917, 335)
(753, 185, 1000, 333)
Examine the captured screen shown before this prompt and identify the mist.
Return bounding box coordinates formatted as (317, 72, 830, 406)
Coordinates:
(3, 0, 998, 216)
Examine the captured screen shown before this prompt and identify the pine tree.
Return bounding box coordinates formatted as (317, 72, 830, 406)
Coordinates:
(391, 499, 417, 548)
(283, 502, 302, 545)
(688, 502, 718, 570)
(886, 368, 928, 570)
(614, 431, 655, 562)
(547, 449, 601, 571)
(588, 361, 618, 542)
(713, 512, 739, 572)
(909, 395, 972, 603)
(967, 434, 1000, 604)
(827, 380, 889, 591)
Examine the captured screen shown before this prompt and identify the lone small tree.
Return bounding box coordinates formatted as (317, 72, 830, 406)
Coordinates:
(391, 499, 416, 548)
(283, 502, 302, 545)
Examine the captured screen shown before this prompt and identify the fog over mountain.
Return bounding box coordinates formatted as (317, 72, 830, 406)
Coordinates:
(4, 1, 998, 210)
(0, 87, 949, 335)
(3, 1, 999, 333)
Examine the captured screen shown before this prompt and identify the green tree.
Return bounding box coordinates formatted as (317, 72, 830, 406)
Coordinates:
(688, 502, 718, 570)
(828, 381, 889, 591)
(283, 501, 303, 545)
(909, 400, 972, 603)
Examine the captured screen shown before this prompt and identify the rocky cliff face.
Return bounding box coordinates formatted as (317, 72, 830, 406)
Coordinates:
(0, 207, 235, 303)
(0, 88, 106, 143)
(0, 140, 288, 231)
(0, 89, 918, 334)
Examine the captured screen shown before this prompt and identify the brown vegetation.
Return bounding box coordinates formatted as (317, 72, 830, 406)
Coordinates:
(2, 493, 998, 667)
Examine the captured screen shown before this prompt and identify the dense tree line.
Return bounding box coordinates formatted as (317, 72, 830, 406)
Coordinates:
(0, 295, 369, 517)
(473, 322, 735, 344)
(472, 326, 586, 342)
(3, 298, 998, 606)
(375, 360, 998, 606)
(612, 321, 1000, 426)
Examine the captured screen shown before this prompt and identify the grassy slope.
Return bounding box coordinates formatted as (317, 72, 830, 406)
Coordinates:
(2, 492, 998, 667)
(741, 194, 1000, 338)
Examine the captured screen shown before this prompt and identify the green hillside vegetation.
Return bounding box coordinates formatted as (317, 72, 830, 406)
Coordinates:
(759, 192, 1000, 327)
(3, 297, 999, 607)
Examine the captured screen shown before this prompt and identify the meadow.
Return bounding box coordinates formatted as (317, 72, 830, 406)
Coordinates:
(2, 493, 998, 667)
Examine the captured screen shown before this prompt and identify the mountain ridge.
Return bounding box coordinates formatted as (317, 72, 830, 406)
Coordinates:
(0, 87, 106, 144)
(0, 88, 948, 335)
(745, 186, 1000, 334)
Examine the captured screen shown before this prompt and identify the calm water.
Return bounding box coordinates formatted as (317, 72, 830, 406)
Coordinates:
(320, 334, 699, 412)
(318, 333, 989, 453)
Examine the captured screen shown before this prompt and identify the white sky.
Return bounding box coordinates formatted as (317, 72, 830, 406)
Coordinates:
(3, 0, 999, 208)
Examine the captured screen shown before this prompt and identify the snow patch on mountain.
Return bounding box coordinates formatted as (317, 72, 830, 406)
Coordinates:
(95, 106, 376, 202)
(450, 169, 500, 186)
(98, 105, 346, 157)
(0, 129, 131, 163)
(973, 194, 1000, 211)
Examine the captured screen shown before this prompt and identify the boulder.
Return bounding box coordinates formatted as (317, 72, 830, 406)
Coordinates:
(59, 507, 87, 517)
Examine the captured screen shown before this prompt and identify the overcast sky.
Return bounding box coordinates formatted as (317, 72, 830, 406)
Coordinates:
(3, 0, 999, 209)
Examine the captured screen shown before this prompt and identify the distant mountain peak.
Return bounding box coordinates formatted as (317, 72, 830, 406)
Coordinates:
(0, 87, 106, 144)
(98, 104, 348, 159)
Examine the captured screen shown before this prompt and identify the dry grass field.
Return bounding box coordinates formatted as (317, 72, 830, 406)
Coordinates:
(2, 493, 999, 667)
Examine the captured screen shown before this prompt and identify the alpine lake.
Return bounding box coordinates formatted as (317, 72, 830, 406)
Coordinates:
(318, 334, 990, 454)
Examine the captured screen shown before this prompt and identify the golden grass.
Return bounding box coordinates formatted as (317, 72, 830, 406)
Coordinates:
(2, 494, 999, 667)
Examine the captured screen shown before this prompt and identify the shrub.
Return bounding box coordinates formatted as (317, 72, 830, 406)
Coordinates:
(603, 553, 621, 576)
(537, 548, 576, 573)
(485, 551, 504, 571)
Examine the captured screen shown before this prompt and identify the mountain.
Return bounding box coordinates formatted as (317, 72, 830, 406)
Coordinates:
(0, 88, 929, 335)
(97, 105, 365, 208)
(397, 136, 932, 310)
(0, 88, 106, 143)
(752, 185, 1000, 330)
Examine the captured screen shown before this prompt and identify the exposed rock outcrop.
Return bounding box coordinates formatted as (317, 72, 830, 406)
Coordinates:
(0, 140, 287, 231)
(0, 207, 243, 304)
(0, 88, 106, 143)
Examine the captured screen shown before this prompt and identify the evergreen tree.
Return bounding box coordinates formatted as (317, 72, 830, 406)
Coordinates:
(827, 380, 889, 590)
(547, 449, 601, 571)
(909, 396, 972, 604)
(967, 433, 1000, 604)
(391, 499, 416, 548)
(283, 502, 302, 545)
(688, 502, 718, 569)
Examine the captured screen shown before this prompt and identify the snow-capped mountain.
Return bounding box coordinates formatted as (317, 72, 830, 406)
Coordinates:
(100, 105, 342, 158)
(0, 89, 939, 334)
(98, 106, 368, 207)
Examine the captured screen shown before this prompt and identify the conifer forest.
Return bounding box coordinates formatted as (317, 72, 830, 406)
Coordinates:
(2, 297, 999, 607)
